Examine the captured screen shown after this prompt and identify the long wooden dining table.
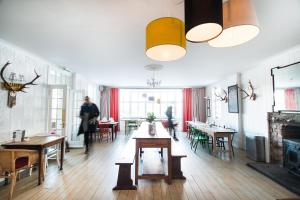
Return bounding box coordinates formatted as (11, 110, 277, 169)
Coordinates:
(132, 121, 172, 185)
(188, 121, 235, 157)
(2, 135, 65, 185)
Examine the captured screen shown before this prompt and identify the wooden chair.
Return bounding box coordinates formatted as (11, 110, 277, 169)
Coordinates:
(216, 128, 236, 156)
(161, 120, 168, 128)
(186, 121, 191, 139)
(98, 123, 111, 142)
(0, 149, 39, 200)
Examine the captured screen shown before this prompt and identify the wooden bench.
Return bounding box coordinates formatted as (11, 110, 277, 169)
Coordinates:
(171, 141, 187, 179)
(113, 138, 137, 190)
(113, 138, 187, 190)
(140, 140, 187, 180)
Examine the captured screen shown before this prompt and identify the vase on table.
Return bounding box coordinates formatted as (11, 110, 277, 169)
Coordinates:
(148, 122, 156, 136)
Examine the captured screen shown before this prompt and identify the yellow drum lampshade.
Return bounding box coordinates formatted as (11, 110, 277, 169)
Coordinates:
(208, 0, 260, 48)
(146, 17, 186, 61)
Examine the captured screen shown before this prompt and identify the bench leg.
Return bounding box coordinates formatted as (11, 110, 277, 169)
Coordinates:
(159, 148, 163, 158)
(172, 157, 186, 179)
(113, 164, 137, 190)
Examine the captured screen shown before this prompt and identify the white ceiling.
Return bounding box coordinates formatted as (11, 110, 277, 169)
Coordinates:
(0, 0, 300, 87)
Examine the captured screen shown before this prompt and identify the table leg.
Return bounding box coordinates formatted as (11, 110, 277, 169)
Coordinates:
(60, 139, 64, 170)
(227, 134, 233, 158)
(135, 143, 139, 185)
(213, 134, 217, 156)
(38, 148, 43, 185)
(167, 142, 172, 184)
(111, 126, 114, 141)
(115, 125, 117, 139)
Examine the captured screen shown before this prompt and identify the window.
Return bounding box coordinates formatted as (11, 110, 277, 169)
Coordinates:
(120, 89, 183, 122)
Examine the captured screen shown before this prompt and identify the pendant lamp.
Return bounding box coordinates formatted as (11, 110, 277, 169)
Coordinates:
(185, 0, 223, 43)
(208, 0, 260, 47)
(146, 17, 186, 62)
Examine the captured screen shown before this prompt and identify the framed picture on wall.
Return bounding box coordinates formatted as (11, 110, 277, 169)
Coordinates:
(228, 85, 239, 113)
(206, 98, 211, 117)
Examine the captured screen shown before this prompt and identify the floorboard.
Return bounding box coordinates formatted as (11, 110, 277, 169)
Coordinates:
(0, 132, 299, 200)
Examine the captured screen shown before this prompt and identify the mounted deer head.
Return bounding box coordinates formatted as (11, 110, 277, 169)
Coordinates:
(238, 80, 256, 101)
(214, 88, 228, 102)
(0, 61, 41, 107)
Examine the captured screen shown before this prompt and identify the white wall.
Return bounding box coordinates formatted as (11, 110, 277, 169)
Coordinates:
(205, 73, 243, 148)
(74, 73, 100, 108)
(0, 40, 50, 142)
(206, 44, 300, 162)
(241, 44, 300, 162)
(0, 39, 100, 143)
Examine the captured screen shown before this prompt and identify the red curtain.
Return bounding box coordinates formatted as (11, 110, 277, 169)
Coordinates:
(285, 89, 296, 110)
(110, 88, 119, 131)
(183, 88, 192, 132)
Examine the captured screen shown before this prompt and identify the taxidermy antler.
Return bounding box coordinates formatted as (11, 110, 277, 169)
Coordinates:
(0, 61, 41, 93)
(238, 80, 256, 101)
(16, 69, 41, 92)
(214, 88, 228, 102)
(0, 62, 14, 91)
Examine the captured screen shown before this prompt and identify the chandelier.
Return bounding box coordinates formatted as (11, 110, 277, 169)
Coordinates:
(145, 64, 163, 88)
(147, 77, 161, 88)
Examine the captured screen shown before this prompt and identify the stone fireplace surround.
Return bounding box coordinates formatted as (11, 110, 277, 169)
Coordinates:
(268, 112, 300, 163)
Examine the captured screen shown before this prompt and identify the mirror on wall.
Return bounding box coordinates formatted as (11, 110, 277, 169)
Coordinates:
(272, 61, 300, 112)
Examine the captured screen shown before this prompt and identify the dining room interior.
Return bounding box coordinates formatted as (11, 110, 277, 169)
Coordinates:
(0, 0, 300, 199)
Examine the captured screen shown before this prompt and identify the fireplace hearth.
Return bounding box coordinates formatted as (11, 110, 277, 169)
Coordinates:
(249, 112, 300, 195)
(268, 112, 300, 163)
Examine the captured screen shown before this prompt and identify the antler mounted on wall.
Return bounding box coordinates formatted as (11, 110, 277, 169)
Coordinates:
(214, 88, 228, 102)
(0, 61, 41, 108)
(238, 80, 256, 101)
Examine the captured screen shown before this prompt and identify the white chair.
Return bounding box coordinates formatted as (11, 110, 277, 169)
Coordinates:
(44, 144, 60, 175)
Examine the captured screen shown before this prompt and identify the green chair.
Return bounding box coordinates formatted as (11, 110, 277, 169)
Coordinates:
(190, 127, 198, 148)
(126, 120, 139, 135)
(190, 127, 212, 153)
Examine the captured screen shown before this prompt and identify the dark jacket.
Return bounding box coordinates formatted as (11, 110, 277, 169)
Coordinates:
(78, 103, 100, 135)
(165, 107, 174, 128)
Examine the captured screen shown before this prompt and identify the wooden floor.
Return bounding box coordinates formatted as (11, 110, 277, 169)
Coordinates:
(0, 132, 299, 200)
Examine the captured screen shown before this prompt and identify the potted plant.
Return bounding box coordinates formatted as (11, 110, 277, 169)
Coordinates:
(146, 112, 156, 135)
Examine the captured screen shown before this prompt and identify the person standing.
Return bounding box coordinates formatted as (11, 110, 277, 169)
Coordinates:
(78, 96, 100, 153)
(165, 106, 178, 141)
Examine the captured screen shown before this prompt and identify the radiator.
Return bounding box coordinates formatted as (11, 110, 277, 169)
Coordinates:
(246, 136, 266, 162)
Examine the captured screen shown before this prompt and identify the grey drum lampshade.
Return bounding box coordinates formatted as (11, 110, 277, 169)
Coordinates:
(208, 0, 260, 47)
(185, 0, 223, 42)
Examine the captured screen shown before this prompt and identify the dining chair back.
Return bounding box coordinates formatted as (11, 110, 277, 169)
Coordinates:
(44, 144, 60, 176)
(126, 120, 139, 135)
(0, 149, 39, 200)
(98, 123, 111, 142)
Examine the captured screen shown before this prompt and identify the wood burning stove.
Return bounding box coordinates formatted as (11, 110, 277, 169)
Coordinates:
(283, 139, 300, 177)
